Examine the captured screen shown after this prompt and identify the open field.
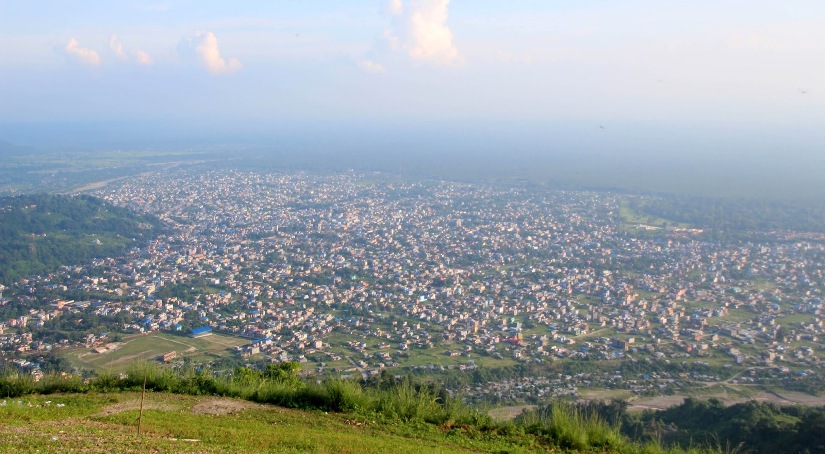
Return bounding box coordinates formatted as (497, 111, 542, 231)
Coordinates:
(63, 333, 248, 372)
(618, 199, 691, 232)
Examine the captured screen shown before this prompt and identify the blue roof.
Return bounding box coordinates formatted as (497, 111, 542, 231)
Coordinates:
(190, 326, 212, 335)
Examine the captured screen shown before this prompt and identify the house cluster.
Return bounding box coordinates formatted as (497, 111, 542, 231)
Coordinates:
(1, 170, 823, 395)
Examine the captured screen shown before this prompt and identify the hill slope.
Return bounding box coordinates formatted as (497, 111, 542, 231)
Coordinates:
(0, 392, 543, 453)
(0, 194, 163, 283)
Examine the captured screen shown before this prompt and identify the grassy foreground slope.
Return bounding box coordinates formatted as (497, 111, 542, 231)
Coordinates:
(0, 366, 723, 453)
(0, 392, 545, 453)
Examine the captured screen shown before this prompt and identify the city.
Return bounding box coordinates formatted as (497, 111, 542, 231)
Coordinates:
(2, 168, 823, 406)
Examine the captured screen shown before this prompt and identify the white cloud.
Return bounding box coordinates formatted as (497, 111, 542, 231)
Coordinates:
(134, 49, 153, 66)
(385, 0, 461, 65)
(64, 38, 100, 66)
(388, 0, 404, 15)
(109, 35, 127, 60)
(188, 31, 242, 75)
(358, 59, 386, 73)
(109, 34, 153, 66)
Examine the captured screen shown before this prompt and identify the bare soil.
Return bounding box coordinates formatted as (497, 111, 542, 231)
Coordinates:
(98, 399, 180, 416)
(488, 405, 536, 421)
(628, 390, 825, 412)
(191, 398, 265, 415)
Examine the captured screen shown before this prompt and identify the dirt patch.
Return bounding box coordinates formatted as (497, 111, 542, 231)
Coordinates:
(488, 405, 536, 421)
(98, 399, 179, 416)
(628, 395, 686, 411)
(191, 398, 263, 415)
(579, 389, 633, 401)
(628, 390, 825, 412)
(98, 351, 153, 367)
(748, 391, 825, 406)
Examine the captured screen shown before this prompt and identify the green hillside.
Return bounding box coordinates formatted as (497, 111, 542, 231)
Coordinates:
(0, 365, 732, 454)
(1, 392, 513, 453)
(0, 194, 163, 284)
(3, 364, 824, 453)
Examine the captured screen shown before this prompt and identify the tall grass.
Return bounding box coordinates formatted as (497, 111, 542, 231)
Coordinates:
(0, 370, 39, 398)
(516, 401, 624, 451)
(321, 379, 369, 412)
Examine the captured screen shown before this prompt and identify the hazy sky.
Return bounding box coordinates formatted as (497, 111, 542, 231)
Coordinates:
(1, 0, 824, 152)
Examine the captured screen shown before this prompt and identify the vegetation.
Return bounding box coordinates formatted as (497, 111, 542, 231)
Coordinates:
(641, 398, 825, 454)
(626, 196, 825, 238)
(0, 392, 496, 453)
(0, 194, 164, 283)
(7, 363, 821, 453)
(513, 398, 825, 454)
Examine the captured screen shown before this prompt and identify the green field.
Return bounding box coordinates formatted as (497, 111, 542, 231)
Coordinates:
(63, 333, 249, 372)
(776, 313, 816, 326)
(618, 199, 691, 233)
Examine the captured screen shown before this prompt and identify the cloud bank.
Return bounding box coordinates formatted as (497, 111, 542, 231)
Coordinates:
(64, 38, 100, 66)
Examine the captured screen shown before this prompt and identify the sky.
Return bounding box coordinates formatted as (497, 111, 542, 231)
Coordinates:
(0, 0, 824, 162)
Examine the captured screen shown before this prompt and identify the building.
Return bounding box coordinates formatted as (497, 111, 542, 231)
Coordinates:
(190, 326, 212, 338)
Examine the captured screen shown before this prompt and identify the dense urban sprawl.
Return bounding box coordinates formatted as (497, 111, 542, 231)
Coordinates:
(2, 169, 824, 404)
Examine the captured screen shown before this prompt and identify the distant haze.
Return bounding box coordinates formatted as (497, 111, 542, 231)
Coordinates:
(1, 1, 823, 198)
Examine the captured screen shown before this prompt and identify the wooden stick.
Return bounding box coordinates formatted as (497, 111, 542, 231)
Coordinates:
(138, 374, 147, 435)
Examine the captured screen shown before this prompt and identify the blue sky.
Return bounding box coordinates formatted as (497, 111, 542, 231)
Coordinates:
(0, 0, 823, 154)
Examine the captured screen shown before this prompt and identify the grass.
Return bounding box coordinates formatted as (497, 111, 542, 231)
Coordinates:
(714, 309, 755, 324)
(775, 314, 815, 326)
(619, 200, 681, 229)
(689, 384, 756, 400)
(517, 402, 624, 451)
(401, 346, 516, 369)
(0, 392, 513, 453)
(298, 330, 518, 372)
(0, 391, 727, 454)
(514, 403, 728, 454)
(0, 366, 740, 453)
